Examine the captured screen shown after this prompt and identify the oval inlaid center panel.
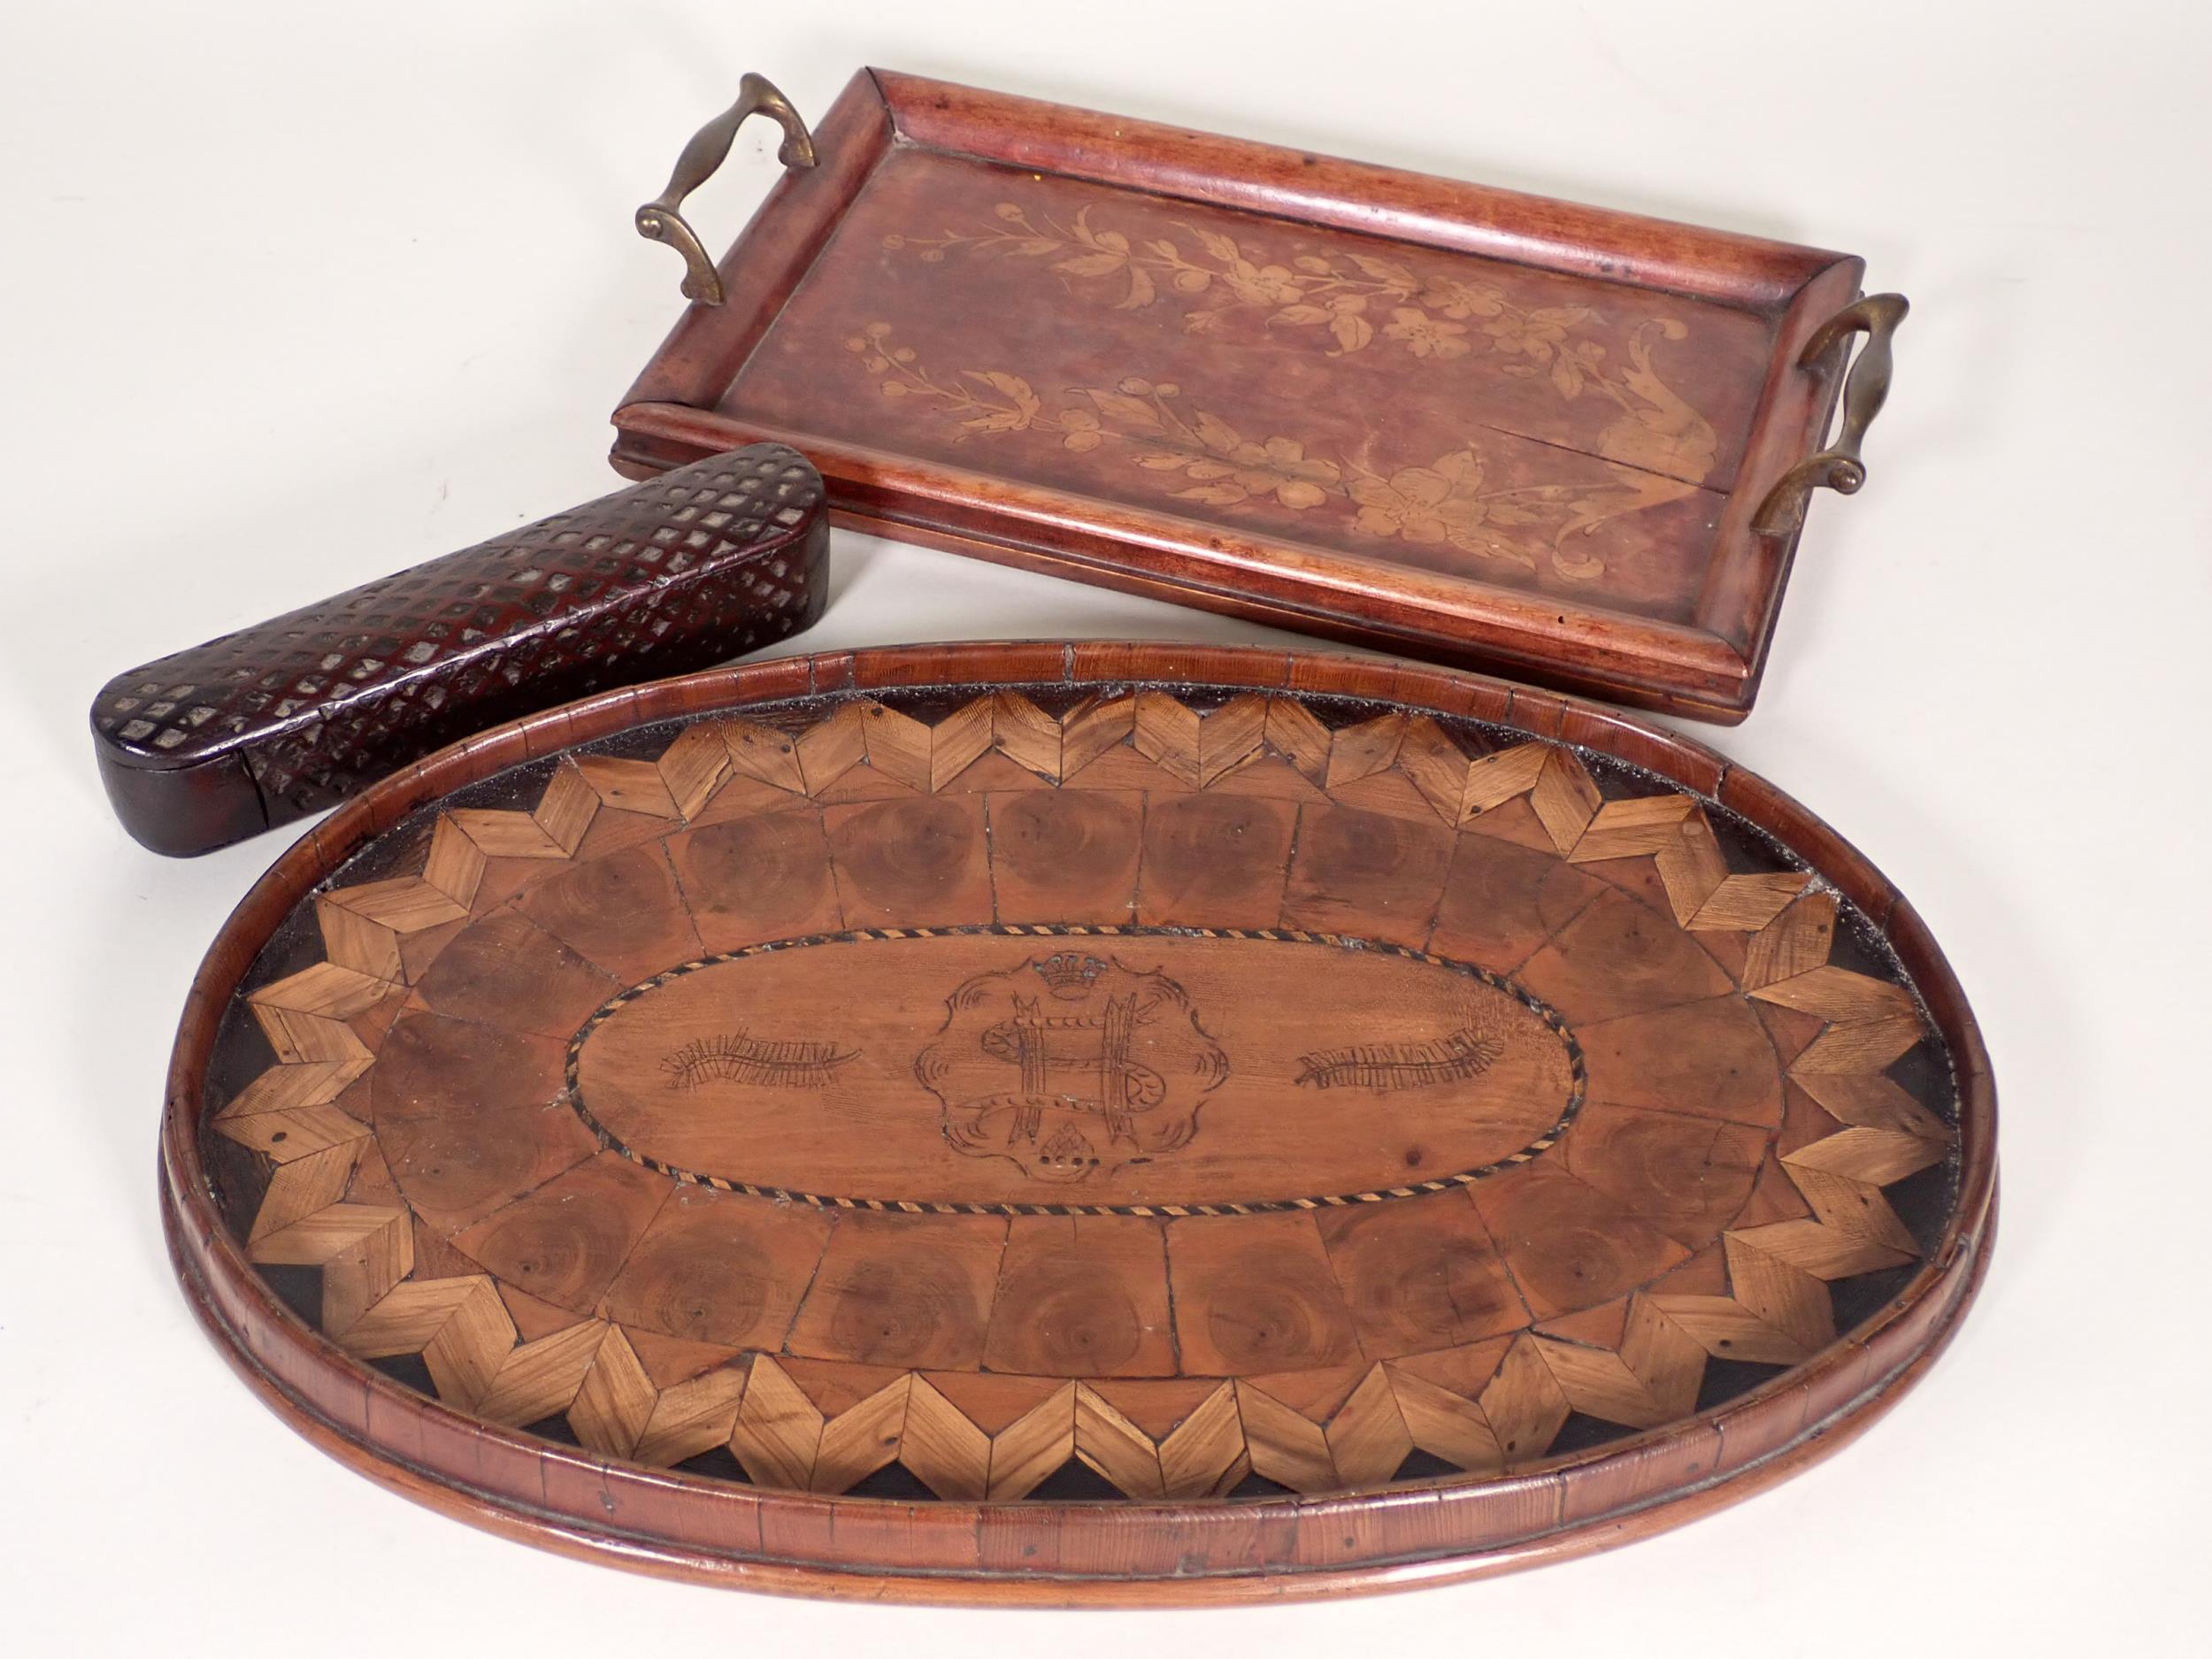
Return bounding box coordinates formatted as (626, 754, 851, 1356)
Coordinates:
(570, 926, 1582, 1213)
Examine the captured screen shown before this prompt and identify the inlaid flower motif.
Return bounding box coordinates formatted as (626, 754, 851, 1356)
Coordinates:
(1417, 277, 1507, 319)
(1383, 308, 1471, 359)
(1483, 305, 1594, 365)
(1349, 466, 1455, 542)
(1349, 448, 1501, 548)
(1220, 257, 1305, 307)
(1225, 436, 1340, 510)
(1134, 411, 1342, 511)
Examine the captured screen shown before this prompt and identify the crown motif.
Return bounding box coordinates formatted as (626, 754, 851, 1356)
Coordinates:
(1032, 952, 1108, 996)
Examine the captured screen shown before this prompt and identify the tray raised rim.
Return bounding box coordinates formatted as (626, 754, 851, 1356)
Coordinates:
(614, 70, 1870, 721)
(161, 641, 1997, 1602)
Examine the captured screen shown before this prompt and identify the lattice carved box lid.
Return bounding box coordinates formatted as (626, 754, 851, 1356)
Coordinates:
(164, 642, 1994, 1602)
(614, 71, 1909, 722)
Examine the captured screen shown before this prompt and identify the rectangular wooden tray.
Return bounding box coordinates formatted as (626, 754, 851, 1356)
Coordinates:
(613, 69, 1898, 722)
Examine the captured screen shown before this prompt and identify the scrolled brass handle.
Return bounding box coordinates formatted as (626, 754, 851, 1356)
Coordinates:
(635, 73, 817, 307)
(1753, 293, 1909, 537)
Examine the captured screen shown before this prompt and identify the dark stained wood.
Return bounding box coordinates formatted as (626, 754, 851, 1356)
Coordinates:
(614, 72, 1886, 721)
(161, 641, 1994, 1601)
(92, 444, 830, 856)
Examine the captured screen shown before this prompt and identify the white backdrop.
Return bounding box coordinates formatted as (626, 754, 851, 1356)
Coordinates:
(3, 1, 2204, 1651)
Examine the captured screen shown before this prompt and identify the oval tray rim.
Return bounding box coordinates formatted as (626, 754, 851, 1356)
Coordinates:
(160, 640, 1998, 1603)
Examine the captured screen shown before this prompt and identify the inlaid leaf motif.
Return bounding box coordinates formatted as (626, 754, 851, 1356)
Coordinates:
(1590, 319, 1718, 484)
(879, 196, 1711, 462)
(1345, 252, 1417, 291)
(900, 201, 1166, 310)
(1186, 222, 1242, 265)
(1194, 411, 1245, 454)
(1085, 388, 1165, 432)
(958, 371, 1042, 432)
(845, 325, 1709, 579)
(1329, 307, 1375, 355)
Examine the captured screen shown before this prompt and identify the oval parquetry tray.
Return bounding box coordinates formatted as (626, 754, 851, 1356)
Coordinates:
(162, 642, 1994, 1601)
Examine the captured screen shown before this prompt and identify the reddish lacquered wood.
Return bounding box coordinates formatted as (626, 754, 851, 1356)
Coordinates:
(614, 73, 1888, 720)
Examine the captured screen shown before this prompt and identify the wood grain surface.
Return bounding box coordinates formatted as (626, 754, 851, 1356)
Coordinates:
(614, 71, 1875, 720)
(162, 642, 1993, 1601)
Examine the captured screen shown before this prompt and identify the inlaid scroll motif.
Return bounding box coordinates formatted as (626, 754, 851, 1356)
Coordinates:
(914, 952, 1229, 1183)
(1295, 1027, 1505, 1092)
(661, 1031, 857, 1091)
(844, 326, 1704, 580)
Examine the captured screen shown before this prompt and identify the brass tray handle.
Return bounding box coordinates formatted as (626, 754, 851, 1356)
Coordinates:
(1753, 293, 1909, 537)
(636, 73, 817, 306)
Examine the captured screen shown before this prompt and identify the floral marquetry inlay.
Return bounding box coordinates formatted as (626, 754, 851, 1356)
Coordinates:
(845, 194, 1728, 582)
(702, 147, 1791, 629)
(846, 324, 1709, 581)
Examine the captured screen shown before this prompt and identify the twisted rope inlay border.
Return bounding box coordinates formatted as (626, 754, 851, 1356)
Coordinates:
(561, 921, 1588, 1217)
